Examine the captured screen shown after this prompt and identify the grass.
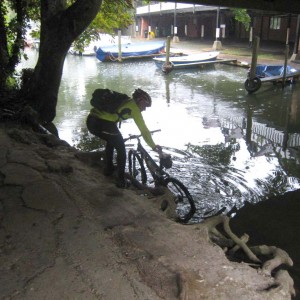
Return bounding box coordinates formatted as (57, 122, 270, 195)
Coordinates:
(221, 47, 287, 62)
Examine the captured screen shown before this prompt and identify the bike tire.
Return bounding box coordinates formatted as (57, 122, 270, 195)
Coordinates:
(128, 150, 147, 184)
(164, 177, 196, 223)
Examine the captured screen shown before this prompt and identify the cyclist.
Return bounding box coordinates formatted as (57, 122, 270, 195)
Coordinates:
(86, 88, 162, 188)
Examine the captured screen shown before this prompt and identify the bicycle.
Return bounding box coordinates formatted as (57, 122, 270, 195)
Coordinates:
(125, 130, 196, 223)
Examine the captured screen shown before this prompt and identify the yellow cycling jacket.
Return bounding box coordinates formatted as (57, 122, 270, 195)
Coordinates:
(90, 98, 156, 149)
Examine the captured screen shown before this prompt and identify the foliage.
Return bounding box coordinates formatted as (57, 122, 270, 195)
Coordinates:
(98, 1, 133, 33)
(231, 8, 251, 31)
(0, 0, 134, 89)
(72, 1, 133, 53)
(0, 0, 28, 90)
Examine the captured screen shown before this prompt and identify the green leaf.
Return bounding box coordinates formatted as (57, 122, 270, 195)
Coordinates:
(231, 8, 251, 31)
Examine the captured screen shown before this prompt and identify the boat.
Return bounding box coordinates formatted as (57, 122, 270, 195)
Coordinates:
(153, 51, 220, 72)
(245, 64, 300, 93)
(95, 41, 166, 62)
(69, 44, 98, 56)
(253, 64, 300, 78)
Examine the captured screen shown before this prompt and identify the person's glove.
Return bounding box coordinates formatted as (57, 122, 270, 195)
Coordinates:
(154, 145, 162, 153)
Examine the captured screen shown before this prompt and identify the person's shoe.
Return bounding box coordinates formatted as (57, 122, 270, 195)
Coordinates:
(103, 165, 116, 176)
(116, 177, 130, 189)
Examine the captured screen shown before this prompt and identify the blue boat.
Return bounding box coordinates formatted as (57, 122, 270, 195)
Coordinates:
(254, 64, 300, 78)
(245, 64, 300, 93)
(95, 41, 165, 62)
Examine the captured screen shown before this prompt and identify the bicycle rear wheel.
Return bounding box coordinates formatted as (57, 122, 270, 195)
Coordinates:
(164, 177, 196, 223)
(128, 150, 147, 184)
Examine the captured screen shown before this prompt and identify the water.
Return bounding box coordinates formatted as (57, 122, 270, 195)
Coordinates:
(20, 48, 300, 221)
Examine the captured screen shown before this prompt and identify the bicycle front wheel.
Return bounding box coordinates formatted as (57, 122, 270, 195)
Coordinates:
(128, 150, 147, 185)
(164, 177, 196, 223)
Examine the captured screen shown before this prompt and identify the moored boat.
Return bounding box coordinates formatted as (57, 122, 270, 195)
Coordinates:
(245, 64, 300, 93)
(95, 41, 166, 62)
(254, 64, 300, 78)
(153, 51, 219, 71)
(69, 44, 98, 56)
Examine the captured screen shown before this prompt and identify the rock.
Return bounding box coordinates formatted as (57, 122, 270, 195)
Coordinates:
(7, 148, 47, 171)
(1, 163, 43, 186)
(22, 179, 71, 213)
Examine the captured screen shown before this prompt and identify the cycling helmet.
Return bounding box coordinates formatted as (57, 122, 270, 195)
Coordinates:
(132, 88, 152, 107)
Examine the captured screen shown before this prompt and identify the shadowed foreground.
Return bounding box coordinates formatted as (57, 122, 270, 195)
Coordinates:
(0, 123, 293, 299)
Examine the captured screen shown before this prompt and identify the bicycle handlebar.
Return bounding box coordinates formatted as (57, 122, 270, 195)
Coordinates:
(124, 129, 161, 142)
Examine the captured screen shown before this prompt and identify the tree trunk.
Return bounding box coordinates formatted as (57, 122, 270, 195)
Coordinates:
(26, 0, 102, 123)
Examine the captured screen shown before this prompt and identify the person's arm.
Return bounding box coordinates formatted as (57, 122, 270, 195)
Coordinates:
(131, 103, 157, 150)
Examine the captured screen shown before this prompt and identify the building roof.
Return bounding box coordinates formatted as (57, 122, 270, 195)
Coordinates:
(136, 3, 226, 16)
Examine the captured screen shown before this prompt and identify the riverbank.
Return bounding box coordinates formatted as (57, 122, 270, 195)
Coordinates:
(141, 37, 300, 68)
(0, 119, 295, 299)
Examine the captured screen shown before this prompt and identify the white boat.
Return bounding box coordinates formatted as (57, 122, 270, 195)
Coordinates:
(153, 51, 219, 71)
(69, 44, 98, 56)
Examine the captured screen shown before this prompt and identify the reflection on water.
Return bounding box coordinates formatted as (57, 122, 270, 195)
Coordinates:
(19, 48, 300, 221)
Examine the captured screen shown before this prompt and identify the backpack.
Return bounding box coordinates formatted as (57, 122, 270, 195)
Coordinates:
(90, 88, 130, 114)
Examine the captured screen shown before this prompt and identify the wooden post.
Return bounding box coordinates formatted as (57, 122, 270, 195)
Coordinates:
(118, 30, 122, 62)
(161, 36, 173, 74)
(212, 7, 222, 50)
(244, 36, 261, 93)
(166, 36, 171, 64)
(249, 36, 260, 79)
(286, 14, 291, 45)
(248, 12, 253, 48)
(282, 44, 289, 89)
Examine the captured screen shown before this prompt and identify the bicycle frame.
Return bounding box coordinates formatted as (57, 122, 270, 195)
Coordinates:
(135, 138, 170, 186)
(126, 132, 196, 223)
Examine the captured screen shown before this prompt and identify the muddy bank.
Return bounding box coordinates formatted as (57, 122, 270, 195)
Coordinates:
(0, 122, 294, 299)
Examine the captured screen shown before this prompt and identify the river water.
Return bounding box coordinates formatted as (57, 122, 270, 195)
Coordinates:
(20, 48, 300, 222)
